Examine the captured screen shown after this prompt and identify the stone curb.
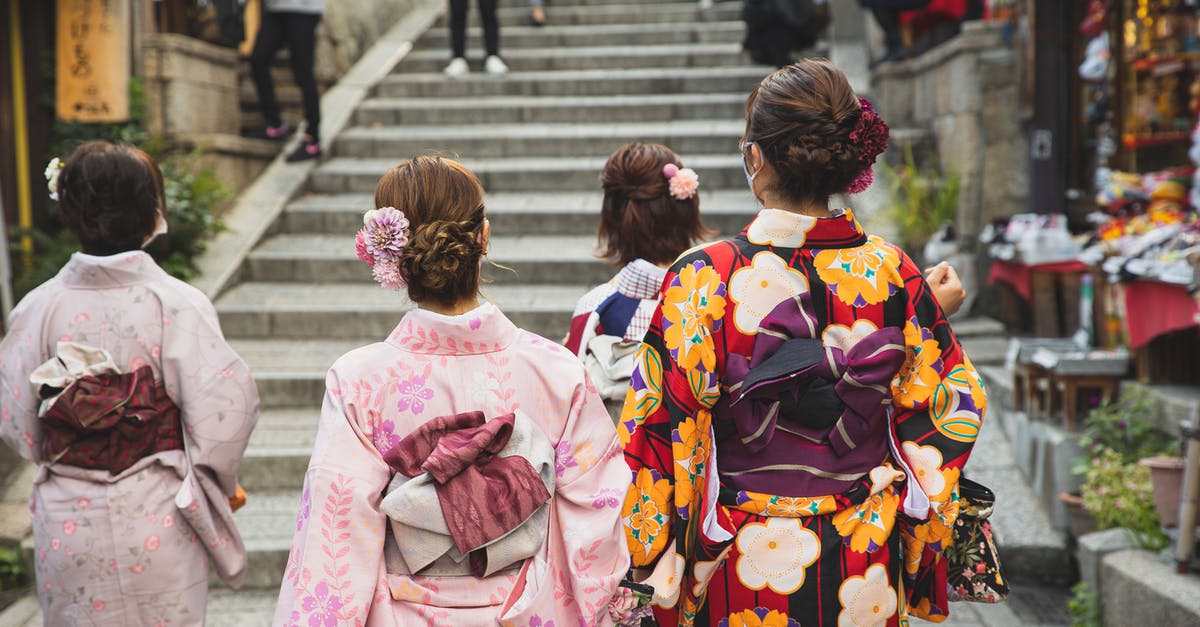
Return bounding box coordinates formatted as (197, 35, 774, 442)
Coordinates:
(190, 0, 444, 301)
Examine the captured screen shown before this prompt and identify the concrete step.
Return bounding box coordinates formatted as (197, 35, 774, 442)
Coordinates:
(279, 190, 756, 237)
(242, 234, 609, 285)
(230, 337, 365, 408)
(398, 42, 748, 73)
(415, 20, 744, 50)
(309, 153, 746, 193)
(354, 92, 747, 126)
(431, 1, 741, 28)
(230, 489, 300, 590)
(333, 120, 744, 159)
(241, 409, 319, 492)
(373, 65, 770, 99)
(0, 588, 283, 626)
(218, 282, 587, 343)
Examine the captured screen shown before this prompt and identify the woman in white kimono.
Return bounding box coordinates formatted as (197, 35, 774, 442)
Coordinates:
(0, 141, 259, 626)
(274, 156, 632, 626)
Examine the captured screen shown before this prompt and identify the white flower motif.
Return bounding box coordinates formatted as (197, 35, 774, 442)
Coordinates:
(734, 517, 820, 594)
(822, 319, 880, 353)
(691, 546, 733, 597)
(747, 208, 818, 247)
(728, 252, 809, 335)
(45, 157, 62, 201)
(837, 563, 897, 627)
(644, 551, 686, 608)
(900, 441, 946, 498)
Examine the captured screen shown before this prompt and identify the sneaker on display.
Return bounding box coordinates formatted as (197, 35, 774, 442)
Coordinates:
(443, 57, 469, 77)
(484, 55, 509, 75)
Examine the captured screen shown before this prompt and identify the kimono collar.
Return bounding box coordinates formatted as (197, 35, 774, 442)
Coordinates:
(613, 258, 667, 300)
(59, 251, 168, 288)
(742, 207, 868, 250)
(388, 301, 519, 355)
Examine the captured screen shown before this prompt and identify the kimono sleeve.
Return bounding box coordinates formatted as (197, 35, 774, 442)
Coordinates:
(275, 367, 392, 627)
(500, 375, 629, 626)
(0, 290, 50, 462)
(159, 295, 259, 496)
(619, 256, 726, 570)
(888, 250, 988, 520)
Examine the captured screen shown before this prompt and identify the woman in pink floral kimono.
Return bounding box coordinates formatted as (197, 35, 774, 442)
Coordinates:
(0, 141, 259, 625)
(273, 156, 631, 626)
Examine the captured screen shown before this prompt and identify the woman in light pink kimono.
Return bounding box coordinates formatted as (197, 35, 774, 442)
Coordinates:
(0, 141, 259, 626)
(274, 156, 631, 626)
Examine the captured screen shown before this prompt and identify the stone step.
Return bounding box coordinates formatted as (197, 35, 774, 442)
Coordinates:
(309, 153, 745, 193)
(230, 337, 365, 408)
(415, 20, 744, 50)
(243, 234, 609, 285)
(229, 489, 301, 590)
(397, 42, 748, 74)
(373, 65, 769, 99)
(241, 409, 319, 492)
(431, 1, 741, 28)
(334, 120, 744, 159)
(218, 282, 587, 343)
(280, 190, 756, 236)
(0, 588, 283, 627)
(354, 92, 748, 126)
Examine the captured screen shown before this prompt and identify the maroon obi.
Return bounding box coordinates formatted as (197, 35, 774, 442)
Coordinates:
(39, 365, 184, 474)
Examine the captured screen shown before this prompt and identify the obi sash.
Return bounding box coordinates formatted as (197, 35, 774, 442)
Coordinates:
(380, 409, 555, 579)
(32, 342, 183, 475)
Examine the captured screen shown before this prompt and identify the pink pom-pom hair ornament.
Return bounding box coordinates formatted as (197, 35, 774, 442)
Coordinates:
(844, 96, 890, 195)
(663, 163, 700, 200)
(357, 206, 411, 290)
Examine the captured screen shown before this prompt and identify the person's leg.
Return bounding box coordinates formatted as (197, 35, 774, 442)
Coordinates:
(871, 7, 904, 55)
(449, 0, 469, 59)
(249, 9, 288, 131)
(479, 0, 500, 57)
(282, 12, 321, 141)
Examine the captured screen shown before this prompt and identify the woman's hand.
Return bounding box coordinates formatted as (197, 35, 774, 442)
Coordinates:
(925, 262, 966, 316)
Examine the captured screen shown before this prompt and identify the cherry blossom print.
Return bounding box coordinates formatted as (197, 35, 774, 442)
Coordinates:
(62, 519, 77, 535)
(396, 371, 434, 414)
(301, 582, 344, 627)
(144, 535, 160, 552)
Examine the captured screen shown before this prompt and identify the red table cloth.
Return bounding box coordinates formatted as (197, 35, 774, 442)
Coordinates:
(986, 259, 1091, 300)
(1122, 279, 1200, 348)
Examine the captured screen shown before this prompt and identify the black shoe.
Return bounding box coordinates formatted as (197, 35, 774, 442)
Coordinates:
(285, 139, 322, 163)
(258, 123, 291, 141)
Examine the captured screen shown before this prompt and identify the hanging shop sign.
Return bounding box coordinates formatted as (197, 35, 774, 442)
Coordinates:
(56, 0, 130, 123)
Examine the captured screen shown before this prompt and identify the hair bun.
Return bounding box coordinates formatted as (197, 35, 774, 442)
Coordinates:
(399, 219, 484, 295)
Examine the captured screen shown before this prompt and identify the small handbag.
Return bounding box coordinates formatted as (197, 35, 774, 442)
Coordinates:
(945, 478, 1009, 603)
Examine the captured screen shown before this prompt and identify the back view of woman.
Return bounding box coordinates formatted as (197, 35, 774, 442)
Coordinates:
(0, 141, 259, 625)
(273, 156, 629, 625)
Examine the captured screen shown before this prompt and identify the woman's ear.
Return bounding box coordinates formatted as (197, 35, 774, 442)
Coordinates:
(480, 217, 491, 254)
(747, 143, 765, 173)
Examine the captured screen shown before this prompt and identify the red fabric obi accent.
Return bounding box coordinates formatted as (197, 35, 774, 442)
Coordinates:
(40, 365, 184, 474)
(986, 259, 1090, 300)
(1122, 280, 1200, 348)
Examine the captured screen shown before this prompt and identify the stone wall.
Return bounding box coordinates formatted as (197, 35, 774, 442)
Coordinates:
(874, 22, 1027, 247)
(322, 0, 421, 73)
(144, 34, 241, 136)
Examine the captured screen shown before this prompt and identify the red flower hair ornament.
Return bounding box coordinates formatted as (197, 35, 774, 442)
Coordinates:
(845, 97, 890, 194)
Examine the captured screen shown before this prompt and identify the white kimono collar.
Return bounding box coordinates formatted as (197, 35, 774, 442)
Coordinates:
(58, 251, 168, 289)
(386, 301, 520, 355)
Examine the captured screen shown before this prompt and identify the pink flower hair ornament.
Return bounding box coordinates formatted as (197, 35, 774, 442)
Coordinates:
(845, 96, 890, 194)
(662, 163, 700, 200)
(356, 206, 410, 290)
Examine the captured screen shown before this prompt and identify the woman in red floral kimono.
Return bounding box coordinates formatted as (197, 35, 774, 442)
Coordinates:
(620, 59, 987, 626)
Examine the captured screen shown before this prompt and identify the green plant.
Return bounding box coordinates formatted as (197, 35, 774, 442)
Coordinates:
(877, 144, 962, 255)
(1080, 448, 1169, 550)
(1072, 384, 1176, 475)
(145, 149, 229, 281)
(0, 545, 29, 592)
(1067, 581, 1102, 627)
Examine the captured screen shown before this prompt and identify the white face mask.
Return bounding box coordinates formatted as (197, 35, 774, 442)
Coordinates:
(141, 210, 169, 248)
(741, 142, 762, 194)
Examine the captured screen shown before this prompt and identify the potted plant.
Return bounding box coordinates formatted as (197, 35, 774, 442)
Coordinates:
(1139, 454, 1186, 528)
(1080, 448, 1169, 550)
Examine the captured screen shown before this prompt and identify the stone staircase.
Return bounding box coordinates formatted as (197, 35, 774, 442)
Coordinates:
(212, 0, 771, 621)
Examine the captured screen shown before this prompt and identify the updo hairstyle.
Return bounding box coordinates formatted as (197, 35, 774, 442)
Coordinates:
(56, 141, 165, 255)
(374, 156, 487, 307)
(598, 143, 712, 266)
(742, 59, 879, 205)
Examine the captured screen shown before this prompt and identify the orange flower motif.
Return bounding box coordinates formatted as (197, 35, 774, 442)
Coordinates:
(672, 412, 714, 521)
(662, 261, 727, 372)
(721, 607, 801, 627)
(814, 236, 903, 307)
(623, 468, 673, 566)
(892, 318, 944, 409)
(619, 344, 663, 446)
(832, 485, 900, 554)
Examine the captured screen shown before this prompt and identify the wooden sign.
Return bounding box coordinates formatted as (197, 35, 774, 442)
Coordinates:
(56, 0, 130, 123)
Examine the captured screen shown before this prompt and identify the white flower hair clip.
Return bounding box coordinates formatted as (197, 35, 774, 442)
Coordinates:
(45, 157, 63, 201)
(662, 163, 699, 200)
(355, 206, 410, 290)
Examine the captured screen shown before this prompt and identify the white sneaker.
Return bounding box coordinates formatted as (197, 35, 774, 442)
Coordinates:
(443, 57, 469, 77)
(484, 55, 509, 75)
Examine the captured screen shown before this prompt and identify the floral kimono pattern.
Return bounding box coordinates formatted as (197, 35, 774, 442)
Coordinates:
(0, 251, 259, 626)
(274, 302, 630, 626)
(620, 209, 987, 626)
